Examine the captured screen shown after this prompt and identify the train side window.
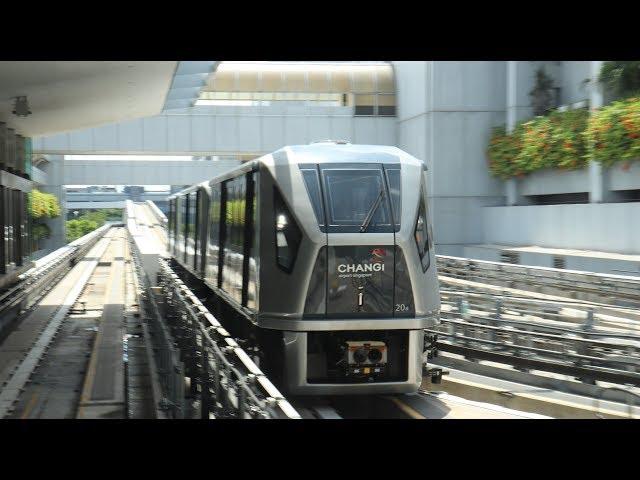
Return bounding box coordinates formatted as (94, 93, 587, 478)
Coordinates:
(414, 190, 430, 272)
(274, 187, 302, 273)
(168, 199, 175, 245)
(0, 186, 5, 273)
(207, 184, 221, 282)
(299, 167, 325, 228)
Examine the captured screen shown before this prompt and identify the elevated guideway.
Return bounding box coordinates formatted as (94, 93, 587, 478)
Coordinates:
(7, 200, 636, 419)
(129, 202, 560, 419)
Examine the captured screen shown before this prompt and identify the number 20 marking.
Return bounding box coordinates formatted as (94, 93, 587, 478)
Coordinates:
(395, 304, 409, 312)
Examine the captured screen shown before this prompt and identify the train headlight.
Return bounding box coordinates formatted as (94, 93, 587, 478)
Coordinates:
(353, 348, 367, 363)
(276, 214, 287, 231)
(368, 348, 382, 363)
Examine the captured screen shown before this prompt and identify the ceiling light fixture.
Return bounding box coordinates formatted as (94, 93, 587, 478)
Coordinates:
(12, 96, 32, 117)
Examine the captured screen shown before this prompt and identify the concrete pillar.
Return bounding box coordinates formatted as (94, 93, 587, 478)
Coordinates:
(39, 155, 66, 252)
(588, 61, 608, 204)
(506, 61, 520, 206)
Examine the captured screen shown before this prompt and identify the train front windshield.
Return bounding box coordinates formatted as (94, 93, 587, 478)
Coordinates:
(300, 164, 401, 234)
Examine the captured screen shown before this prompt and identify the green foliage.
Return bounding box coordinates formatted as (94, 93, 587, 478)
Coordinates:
(488, 108, 589, 179)
(66, 219, 99, 242)
(28, 189, 61, 219)
(585, 96, 640, 167)
(599, 62, 640, 99)
(32, 223, 51, 241)
(487, 125, 522, 179)
(28, 189, 61, 249)
(65, 208, 122, 243)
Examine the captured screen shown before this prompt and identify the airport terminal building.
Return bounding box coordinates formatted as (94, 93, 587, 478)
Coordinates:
(27, 61, 640, 274)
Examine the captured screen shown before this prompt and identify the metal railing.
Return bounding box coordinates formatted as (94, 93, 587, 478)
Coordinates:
(436, 255, 640, 310)
(0, 224, 112, 332)
(129, 233, 300, 419)
(427, 295, 640, 391)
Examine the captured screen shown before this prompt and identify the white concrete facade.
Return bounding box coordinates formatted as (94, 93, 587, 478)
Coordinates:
(32, 105, 396, 156)
(63, 158, 242, 185)
(30, 61, 640, 260)
(393, 61, 507, 256)
(481, 202, 640, 254)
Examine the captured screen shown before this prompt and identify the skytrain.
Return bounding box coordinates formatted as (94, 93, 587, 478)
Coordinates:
(168, 142, 440, 395)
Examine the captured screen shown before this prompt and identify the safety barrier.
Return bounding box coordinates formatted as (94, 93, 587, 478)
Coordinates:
(128, 230, 299, 419)
(428, 294, 640, 391)
(436, 255, 640, 309)
(0, 224, 112, 333)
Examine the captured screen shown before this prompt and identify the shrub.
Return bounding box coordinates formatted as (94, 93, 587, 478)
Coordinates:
(32, 223, 51, 241)
(488, 125, 522, 179)
(28, 189, 61, 219)
(488, 108, 589, 178)
(585, 96, 640, 167)
(66, 219, 99, 243)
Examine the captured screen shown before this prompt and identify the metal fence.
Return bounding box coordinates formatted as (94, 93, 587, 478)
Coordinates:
(129, 235, 300, 419)
(436, 255, 640, 310)
(0, 224, 112, 334)
(428, 294, 640, 389)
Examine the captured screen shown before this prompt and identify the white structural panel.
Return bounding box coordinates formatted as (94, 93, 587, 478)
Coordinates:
(393, 61, 507, 256)
(482, 202, 640, 255)
(61, 158, 242, 186)
(67, 201, 126, 209)
(32, 106, 397, 156)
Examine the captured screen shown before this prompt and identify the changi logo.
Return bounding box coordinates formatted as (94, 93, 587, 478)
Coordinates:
(338, 263, 385, 273)
(370, 248, 386, 263)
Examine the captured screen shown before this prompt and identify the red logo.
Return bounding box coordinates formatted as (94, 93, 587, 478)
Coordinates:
(371, 248, 386, 263)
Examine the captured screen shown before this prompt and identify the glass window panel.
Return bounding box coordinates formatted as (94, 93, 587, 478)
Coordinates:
(385, 168, 401, 229)
(351, 68, 376, 93)
(323, 169, 390, 227)
(300, 167, 325, 227)
(375, 65, 395, 93)
(328, 70, 351, 93)
(260, 70, 284, 92)
(237, 71, 259, 91)
(283, 71, 307, 92)
(308, 71, 330, 92)
(354, 94, 376, 106)
(377, 93, 396, 106)
(208, 71, 235, 91)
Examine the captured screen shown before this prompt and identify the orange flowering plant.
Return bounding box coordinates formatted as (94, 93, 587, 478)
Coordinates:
(487, 125, 519, 179)
(488, 108, 589, 179)
(584, 97, 640, 167)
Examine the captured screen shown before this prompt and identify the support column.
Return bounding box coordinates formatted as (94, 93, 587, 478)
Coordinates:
(39, 155, 66, 252)
(589, 60, 607, 204)
(506, 61, 520, 206)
